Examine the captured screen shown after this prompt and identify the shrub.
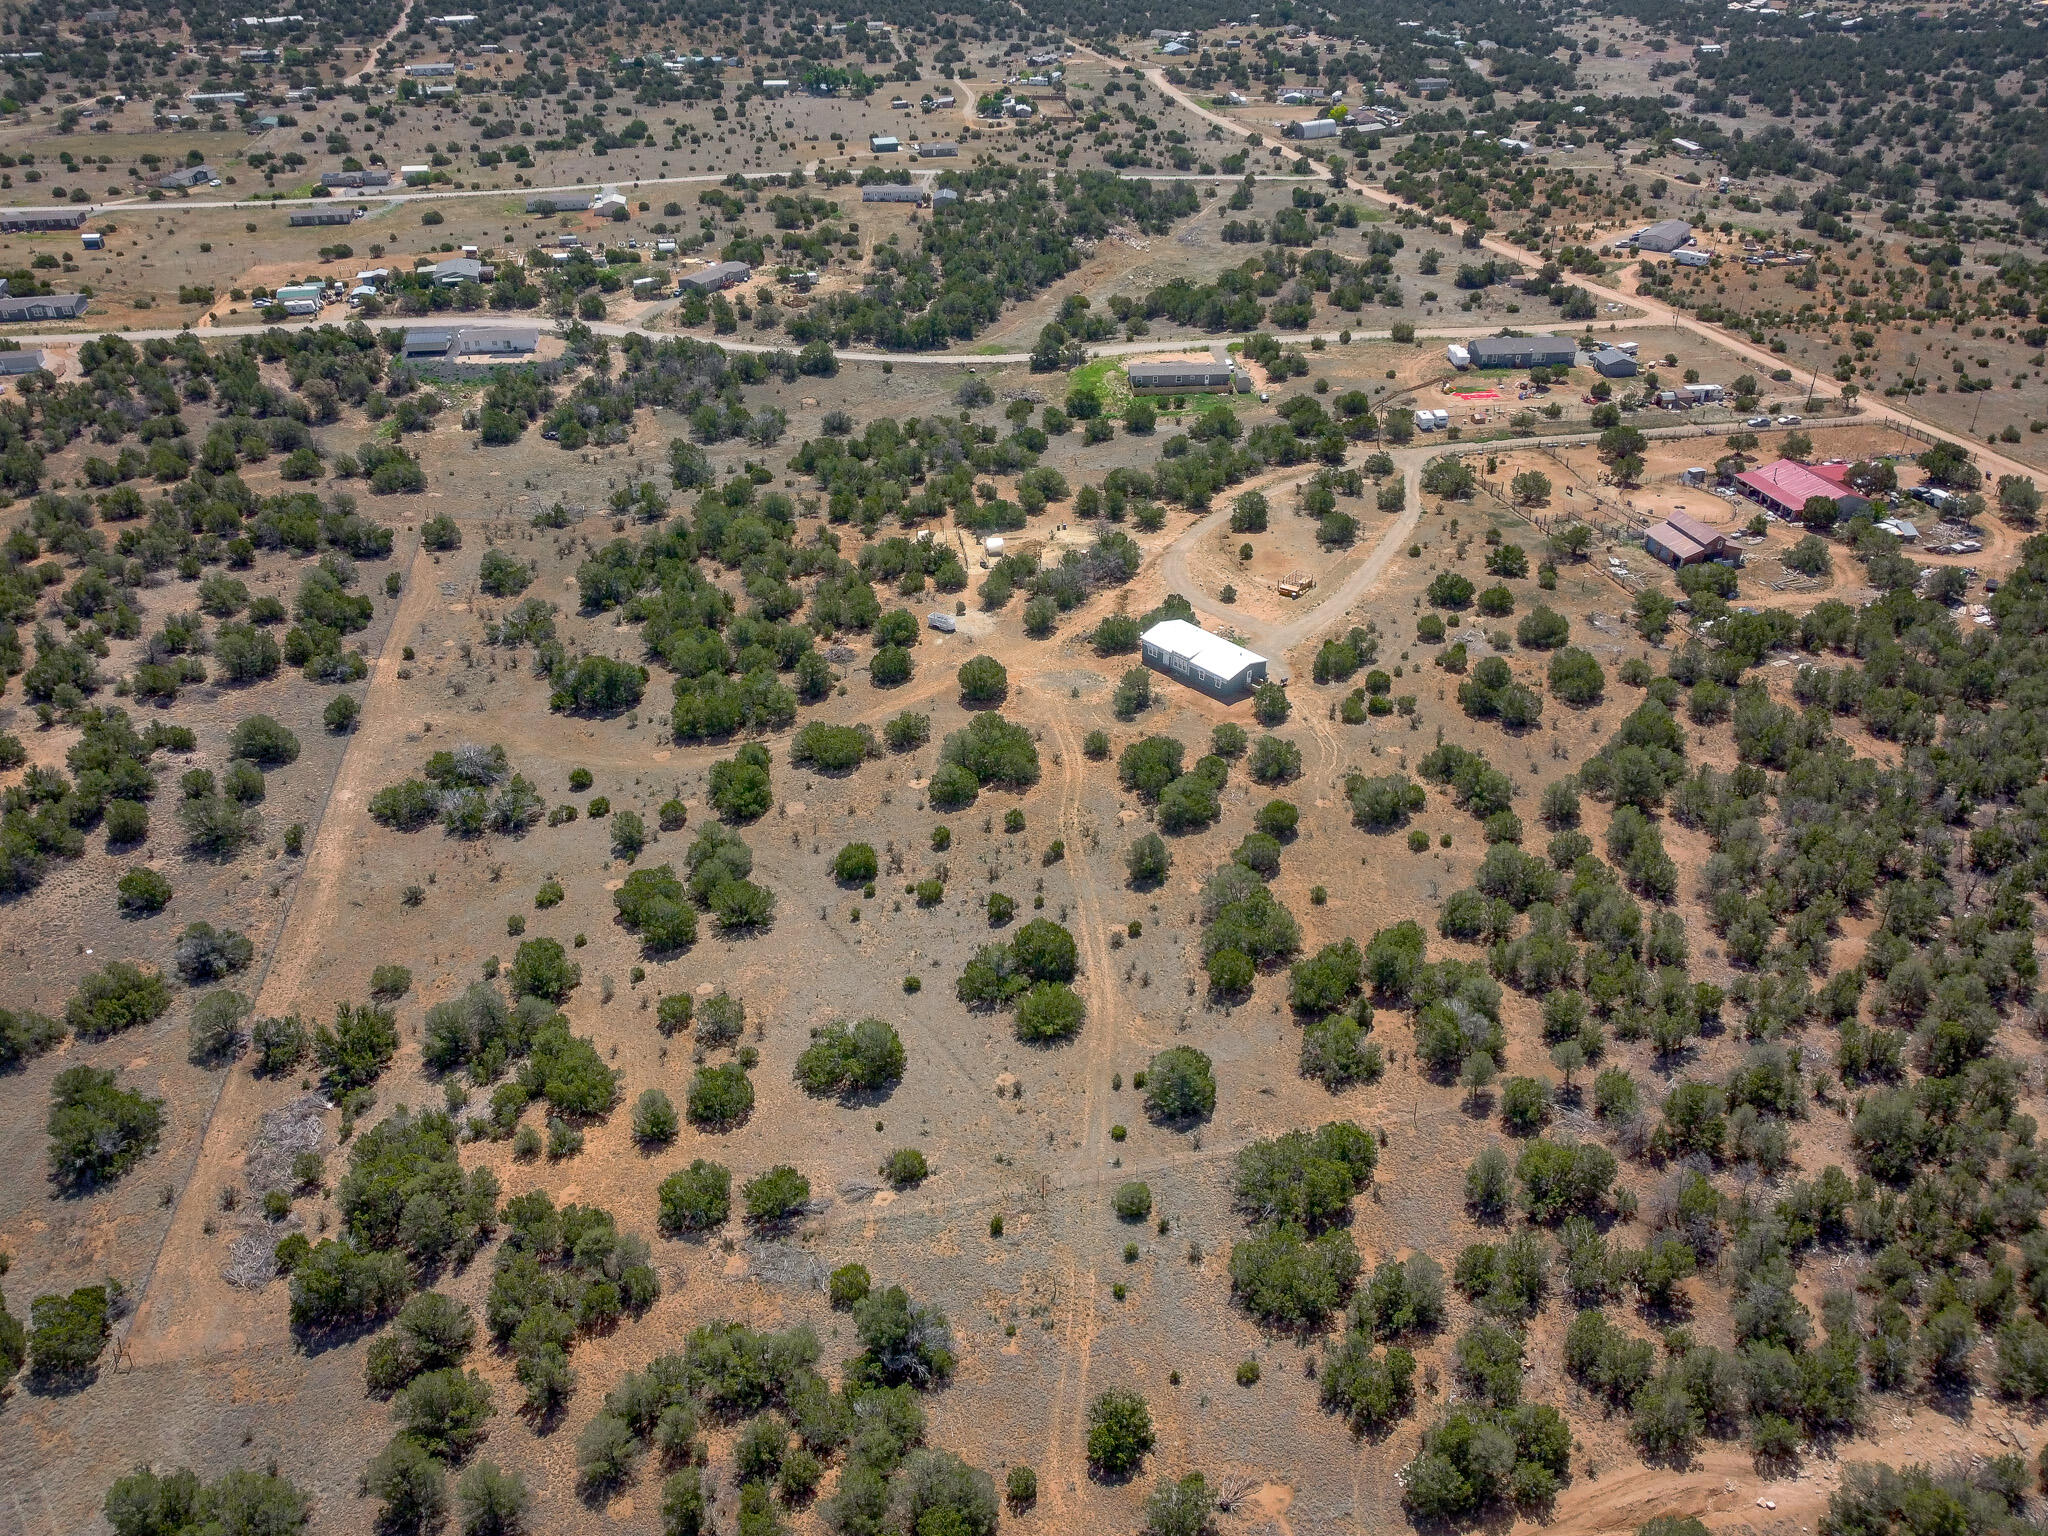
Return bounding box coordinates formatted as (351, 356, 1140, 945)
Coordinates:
(117, 865, 173, 915)
(1516, 606, 1570, 650)
(743, 1165, 811, 1225)
(708, 746, 773, 821)
(366, 1436, 448, 1534)
(657, 1160, 732, 1234)
(366, 1291, 477, 1393)
(180, 793, 261, 858)
(830, 1263, 872, 1309)
(1144, 1047, 1216, 1121)
(509, 938, 581, 1003)
(1252, 682, 1290, 726)
(833, 842, 879, 883)
(1114, 1181, 1154, 1220)
(1348, 772, 1424, 830)
(1516, 1138, 1616, 1223)
(174, 920, 254, 983)
(28, 1285, 111, 1383)
(1427, 572, 1475, 609)
(66, 960, 172, 1038)
(455, 1462, 530, 1535)
(880, 1147, 929, 1186)
(188, 989, 252, 1064)
(103, 1466, 310, 1535)
(48, 1066, 163, 1188)
(884, 711, 932, 751)
(870, 645, 914, 686)
(325, 693, 362, 733)
(939, 712, 1039, 790)
(1231, 1220, 1362, 1329)
(289, 1239, 410, 1332)
(1548, 648, 1605, 705)
(1235, 1124, 1376, 1230)
(687, 1064, 754, 1130)
(1144, 1473, 1218, 1536)
(251, 1013, 309, 1076)
(1402, 1401, 1571, 1519)
(794, 1018, 906, 1097)
(1016, 982, 1086, 1042)
(1321, 1335, 1418, 1432)
(550, 655, 647, 715)
(0, 1007, 65, 1073)
(395, 1367, 496, 1462)
(957, 654, 1009, 704)
(632, 1089, 678, 1147)
(1119, 735, 1185, 797)
(104, 799, 149, 845)
(1248, 735, 1302, 786)
(230, 713, 301, 766)
(1087, 1389, 1155, 1479)
(1256, 799, 1300, 839)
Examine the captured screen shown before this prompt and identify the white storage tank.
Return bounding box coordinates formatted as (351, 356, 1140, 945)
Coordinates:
(983, 537, 1005, 555)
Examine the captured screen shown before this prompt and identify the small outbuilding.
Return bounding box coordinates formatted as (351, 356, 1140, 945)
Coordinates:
(1140, 619, 1269, 699)
(1589, 346, 1637, 377)
(1642, 510, 1731, 568)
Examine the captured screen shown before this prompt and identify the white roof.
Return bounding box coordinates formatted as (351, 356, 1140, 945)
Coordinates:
(1142, 619, 1266, 677)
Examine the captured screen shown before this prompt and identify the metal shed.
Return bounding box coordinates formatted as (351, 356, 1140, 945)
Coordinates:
(1635, 218, 1693, 253)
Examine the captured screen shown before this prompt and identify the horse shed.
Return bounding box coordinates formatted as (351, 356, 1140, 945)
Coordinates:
(1140, 619, 1268, 699)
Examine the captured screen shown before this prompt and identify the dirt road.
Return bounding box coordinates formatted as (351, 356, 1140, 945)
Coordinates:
(123, 537, 439, 1365)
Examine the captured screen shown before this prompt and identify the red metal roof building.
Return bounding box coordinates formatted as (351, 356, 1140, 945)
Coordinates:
(1733, 459, 1849, 518)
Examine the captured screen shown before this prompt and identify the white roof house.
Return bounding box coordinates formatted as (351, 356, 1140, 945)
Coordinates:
(1140, 619, 1269, 698)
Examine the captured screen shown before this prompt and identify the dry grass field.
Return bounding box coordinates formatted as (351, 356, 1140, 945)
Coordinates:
(0, 10, 2045, 1536)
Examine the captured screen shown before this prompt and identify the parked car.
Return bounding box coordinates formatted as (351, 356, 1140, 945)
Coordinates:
(1746, 415, 1770, 427)
(1775, 414, 1802, 425)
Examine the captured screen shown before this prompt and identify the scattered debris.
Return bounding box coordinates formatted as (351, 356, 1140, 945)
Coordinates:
(738, 1241, 826, 1292)
(242, 1095, 327, 1198)
(223, 1216, 299, 1290)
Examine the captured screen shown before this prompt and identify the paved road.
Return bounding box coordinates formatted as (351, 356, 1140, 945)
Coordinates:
(64, 159, 1315, 219)
(1138, 62, 2046, 491)
(0, 308, 1668, 367)
(9, 71, 2038, 485)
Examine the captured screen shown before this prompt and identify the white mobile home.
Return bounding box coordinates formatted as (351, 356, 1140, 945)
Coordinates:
(1140, 619, 1268, 699)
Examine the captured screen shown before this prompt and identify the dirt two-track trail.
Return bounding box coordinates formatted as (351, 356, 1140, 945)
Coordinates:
(123, 540, 440, 1367)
